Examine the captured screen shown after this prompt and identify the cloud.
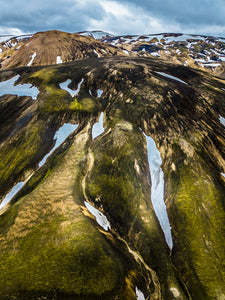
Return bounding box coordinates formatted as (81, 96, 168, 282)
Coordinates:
(89, 0, 225, 37)
(88, 1, 181, 35)
(0, 27, 25, 36)
(0, 0, 104, 34)
(0, 0, 225, 37)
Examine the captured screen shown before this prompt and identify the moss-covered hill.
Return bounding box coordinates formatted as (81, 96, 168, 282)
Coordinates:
(0, 56, 225, 299)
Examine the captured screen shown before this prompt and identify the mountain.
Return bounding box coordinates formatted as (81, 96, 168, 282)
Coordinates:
(0, 30, 225, 300)
(101, 32, 225, 77)
(0, 30, 124, 70)
(1, 30, 225, 78)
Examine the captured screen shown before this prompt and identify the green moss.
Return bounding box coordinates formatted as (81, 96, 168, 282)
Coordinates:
(70, 98, 82, 110)
(169, 141, 225, 299)
(0, 120, 46, 196)
(0, 211, 128, 299)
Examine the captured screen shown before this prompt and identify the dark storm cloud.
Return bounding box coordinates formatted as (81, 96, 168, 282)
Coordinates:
(121, 0, 225, 27)
(0, 0, 105, 33)
(0, 0, 225, 36)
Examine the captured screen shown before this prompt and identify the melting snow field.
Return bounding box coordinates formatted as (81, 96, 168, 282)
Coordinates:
(27, 52, 36, 66)
(0, 182, 25, 210)
(39, 123, 79, 167)
(0, 75, 39, 100)
(92, 112, 105, 139)
(155, 72, 188, 85)
(59, 78, 84, 97)
(84, 201, 111, 231)
(135, 287, 145, 300)
(56, 56, 63, 64)
(143, 131, 173, 249)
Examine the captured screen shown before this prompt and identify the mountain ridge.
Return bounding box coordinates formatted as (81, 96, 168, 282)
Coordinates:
(1, 30, 225, 78)
(0, 30, 225, 299)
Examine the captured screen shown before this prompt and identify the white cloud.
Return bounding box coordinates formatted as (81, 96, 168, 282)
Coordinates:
(88, 1, 181, 35)
(0, 26, 25, 36)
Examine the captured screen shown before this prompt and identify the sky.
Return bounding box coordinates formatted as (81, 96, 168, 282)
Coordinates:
(0, 0, 225, 37)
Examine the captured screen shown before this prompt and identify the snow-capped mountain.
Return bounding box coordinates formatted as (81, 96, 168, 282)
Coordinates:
(1, 30, 225, 78)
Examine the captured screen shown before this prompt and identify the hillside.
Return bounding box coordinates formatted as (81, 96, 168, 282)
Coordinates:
(0, 30, 225, 299)
(0, 30, 124, 69)
(1, 30, 225, 78)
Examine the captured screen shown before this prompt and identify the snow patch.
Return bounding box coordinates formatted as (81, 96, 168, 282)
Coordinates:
(151, 52, 160, 57)
(84, 201, 111, 231)
(221, 173, 225, 178)
(39, 123, 79, 167)
(0, 182, 25, 210)
(219, 115, 225, 126)
(56, 56, 63, 64)
(155, 71, 188, 85)
(142, 131, 173, 249)
(0, 75, 39, 100)
(59, 78, 84, 97)
(123, 49, 129, 55)
(97, 89, 103, 97)
(135, 287, 145, 300)
(92, 112, 105, 139)
(78, 31, 114, 39)
(27, 52, 36, 66)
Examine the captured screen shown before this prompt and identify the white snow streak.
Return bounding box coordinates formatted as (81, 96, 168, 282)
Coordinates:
(0, 182, 25, 210)
(142, 131, 173, 249)
(92, 112, 104, 139)
(135, 287, 145, 300)
(27, 52, 36, 66)
(0, 75, 39, 100)
(59, 78, 84, 97)
(93, 49, 101, 57)
(56, 56, 63, 64)
(155, 72, 188, 85)
(219, 115, 225, 126)
(84, 201, 111, 231)
(39, 123, 79, 167)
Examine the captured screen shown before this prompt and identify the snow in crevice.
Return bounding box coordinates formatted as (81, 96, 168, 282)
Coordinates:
(221, 173, 225, 178)
(155, 72, 188, 85)
(219, 115, 225, 126)
(0, 182, 25, 210)
(92, 112, 105, 139)
(0, 75, 39, 100)
(93, 49, 101, 57)
(142, 130, 173, 249)
(135, 287, 145, 300)
(27, 52, 36, 66)
(39, 123, 79, 167)
(56, 56, 63, 64)
(84, 201, 111, 231)
(97, 89, 103, 97)
(59, 78, 84, 97)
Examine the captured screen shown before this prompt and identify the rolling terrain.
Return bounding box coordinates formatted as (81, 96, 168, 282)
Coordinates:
(0, 30, 225, 299)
